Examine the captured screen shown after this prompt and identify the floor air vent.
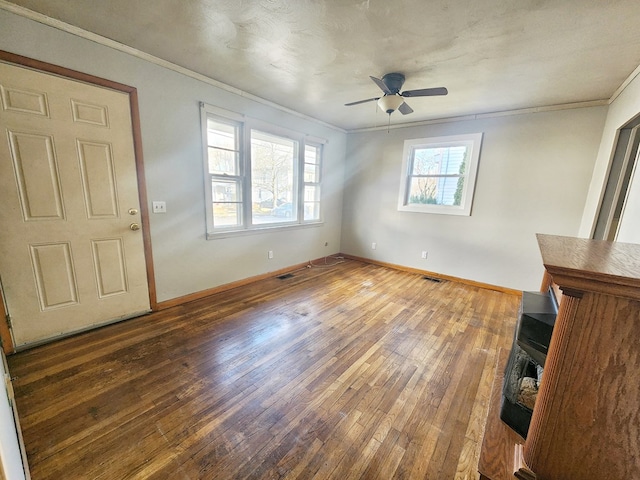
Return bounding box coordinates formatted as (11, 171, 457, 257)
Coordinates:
(277, 273, 294, 280)
(423, 276, 442, 283)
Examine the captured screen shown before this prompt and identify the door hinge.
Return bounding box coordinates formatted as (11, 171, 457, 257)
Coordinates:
(5, 314, 11, 329)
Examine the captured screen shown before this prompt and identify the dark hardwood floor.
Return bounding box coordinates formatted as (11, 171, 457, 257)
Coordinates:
(8, 259, 519, 479)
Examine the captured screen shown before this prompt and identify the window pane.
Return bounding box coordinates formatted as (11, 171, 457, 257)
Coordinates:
(304, 144, 320, 183)
(212, 179, 239, 202)
(250, 130, 297, 224)
(305, 144, 319, 164)
(304, 202, 320, 221)
(304, 185, 319, 202)
(304, 185, 320, 221)
(407, 176, 463, 206)
(212, 179, 242, 227)
(412, 146, 467, 175)
(399, 133, 481, 215)
(207, 119, 239, 175)
(213, 202, 241, 227)
(304, 163, 318, 183)
(253, 201, 294, 224)
(207, 120, 237, 150)
(208, 147, 238, 175)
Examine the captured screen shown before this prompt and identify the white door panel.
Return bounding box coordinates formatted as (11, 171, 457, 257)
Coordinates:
(0, 62, 150, 347)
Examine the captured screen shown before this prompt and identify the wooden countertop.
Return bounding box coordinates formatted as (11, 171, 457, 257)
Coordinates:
(537, 234, 640, 301)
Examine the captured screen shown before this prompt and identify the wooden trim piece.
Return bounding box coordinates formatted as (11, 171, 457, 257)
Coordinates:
(513, 444, 536, 480)
(128, 89, 157, 309)
(0, 49, 157, 312)
(540, 271, 563, 306)
(0, 287, 13, 355)
(539, 270, 553, 292)
(523, 293, 581, 474)
(0, 50, 135, 93)
(341, 254, 521, 296)
(155, 259, 321, 310)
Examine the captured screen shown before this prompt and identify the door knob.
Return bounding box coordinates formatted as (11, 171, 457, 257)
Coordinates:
(128, 208, 138, 215)
(129, 223, 140, 231)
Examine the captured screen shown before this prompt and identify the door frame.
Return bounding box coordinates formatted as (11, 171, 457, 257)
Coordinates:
(592, 113, 640, 241)
(0, 287, 11, 354)
(0, 50, 157, 354)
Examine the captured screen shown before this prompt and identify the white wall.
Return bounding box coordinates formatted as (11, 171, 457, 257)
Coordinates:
(617, 161, 640, 242)
(342, 107, 607, 291)
(580, 69, 640, 243)
(0, 354, 26, 480)
(0, 9, 346, 302)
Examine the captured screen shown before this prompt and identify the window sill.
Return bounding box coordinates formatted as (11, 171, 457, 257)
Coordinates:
(398, 204, 472, 216)
(206, 220, 324, 240)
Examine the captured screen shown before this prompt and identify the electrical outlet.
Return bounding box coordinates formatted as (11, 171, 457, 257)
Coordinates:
(268, 250, 274, 259)
(371, 242, 377, 250)
(421, 251, 428, 259)
(152, 201, 166, 214)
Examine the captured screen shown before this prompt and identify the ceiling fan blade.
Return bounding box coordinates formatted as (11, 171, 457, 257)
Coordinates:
(401, 87, 448, 97)
(398, 102, 413, 115)
(344, 97, 380, 106)
(370, 76, 392, 94)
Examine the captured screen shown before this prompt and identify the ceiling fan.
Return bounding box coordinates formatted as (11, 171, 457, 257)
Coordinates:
(345, 73, 448, 116)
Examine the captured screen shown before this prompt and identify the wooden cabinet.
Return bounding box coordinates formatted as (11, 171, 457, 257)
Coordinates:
(479, 234, 640, 480)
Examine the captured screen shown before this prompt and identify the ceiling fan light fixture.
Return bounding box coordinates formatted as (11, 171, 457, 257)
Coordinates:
(377, 94, 404, 114)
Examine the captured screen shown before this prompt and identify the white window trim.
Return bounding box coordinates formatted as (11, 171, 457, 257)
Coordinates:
(397, 132, 483, 216)
(200, 102, 325, 238)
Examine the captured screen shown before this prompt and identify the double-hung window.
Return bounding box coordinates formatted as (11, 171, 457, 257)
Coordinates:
(201, 103, 323, 236)
(398, 133, 482, 216)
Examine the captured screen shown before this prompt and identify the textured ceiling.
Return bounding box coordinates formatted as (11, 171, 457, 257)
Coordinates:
(5, 0, 640, 130)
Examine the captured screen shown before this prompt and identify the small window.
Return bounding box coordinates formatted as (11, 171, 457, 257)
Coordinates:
(398, 133, 482, 215)
(201, 103, 324, 237)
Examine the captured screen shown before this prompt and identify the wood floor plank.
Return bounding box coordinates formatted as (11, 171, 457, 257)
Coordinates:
(7, 259, 519, 479)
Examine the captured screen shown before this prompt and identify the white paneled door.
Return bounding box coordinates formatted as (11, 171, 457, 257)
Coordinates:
(0, 62, 150, 348)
